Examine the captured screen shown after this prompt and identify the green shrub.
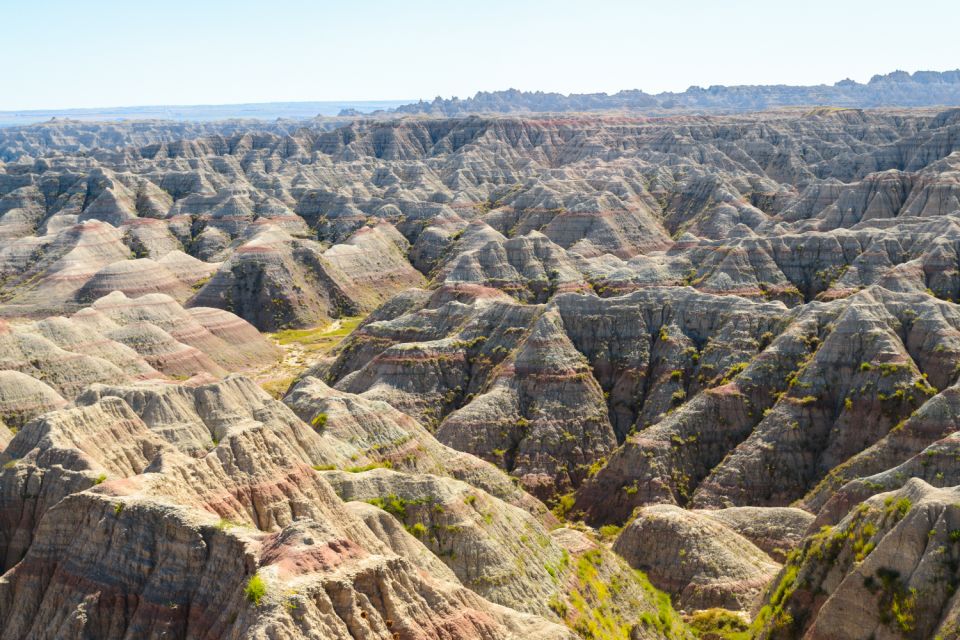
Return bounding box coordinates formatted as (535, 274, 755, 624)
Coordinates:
(311, 412, 328, 430)
(689, 608, 750, 639)
(552, 492, 576, 520)
(245, 574, 267, 606)
(366, 494, 411, 520)
(598, 524, 622, 540)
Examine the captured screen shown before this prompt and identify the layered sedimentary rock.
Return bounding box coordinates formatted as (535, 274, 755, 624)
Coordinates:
(693, 507, 814, 562)
(0, 370, 66, 429)
(190, 223, 423, 331)
(322, 468, 687, 637)
(753, 479, 960, 640)
(380, 70, 960, 116)
(5, 105, 960, 638)
(76, 257, 205, 302)
(283, 375, 546, 513)
(614, 505, 780, 612)
(0, 293, 278, 419)
(0, 372, 690, 639)
(0, 378, 586, 639)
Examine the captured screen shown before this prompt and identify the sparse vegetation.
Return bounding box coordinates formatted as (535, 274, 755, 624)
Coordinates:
(689, 608, 750, 639)
(552, 492, 577, 520)
(245, 574, 267, 606)
(345, 461, 393, 473)
(598, 524, 622, 540)
(271, 317, 366, 352)
(311, 412, 328, 430)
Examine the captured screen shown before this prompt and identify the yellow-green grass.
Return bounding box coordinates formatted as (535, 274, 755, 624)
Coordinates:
(260, 376, 297, 399)
(270, 316, 365, 355)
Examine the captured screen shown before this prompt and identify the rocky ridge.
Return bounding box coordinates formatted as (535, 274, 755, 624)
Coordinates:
(5, 106, 960, 637)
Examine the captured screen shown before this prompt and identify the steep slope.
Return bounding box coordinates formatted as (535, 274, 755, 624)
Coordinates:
(752, 479, 960, 640)
(0, 382, 582, 640)
(6, 106, 960, 639)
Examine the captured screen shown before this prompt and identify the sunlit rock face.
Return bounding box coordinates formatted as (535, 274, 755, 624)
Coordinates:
(5, 104, 960, 637)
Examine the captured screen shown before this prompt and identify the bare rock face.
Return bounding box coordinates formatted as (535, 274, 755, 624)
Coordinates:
(0, 293, 278, 422)
(614, 505, 781, 612)
(0, 317, 135, 399)
(190, 223, 423, 331)
(77, 375, 347, 464)
(693, 507, 815, 562)
(812, 425, 960, 531)
(0, 370, 67, 429)
(8, 106, 960, 638)
(0, 397, 171, 571)
(75, 257, 198, 302)
(0, 220, 133, 313)
(325, 284, 790, 502)
(0, 489, 574, 640)
(76, 291, 280, 374)
(320, 467, 568, 615)
(0, 382, 579, 640)
(688, 287, 958, 510)
(0, 423, 11, 450)
(344, 499, 462, 584)
(283, 375, 547, 515)
(572, 285, 960, 525)
(442, 230, 592, 302)
(438, 308, 617, 498)
(382, 73, 960, 115)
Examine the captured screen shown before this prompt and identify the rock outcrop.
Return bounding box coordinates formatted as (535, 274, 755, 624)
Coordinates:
(0, 381, 582, 640)
(614, 505, 781, 612)
(753, 479, 960, 640)
(6, 104, 960, 639)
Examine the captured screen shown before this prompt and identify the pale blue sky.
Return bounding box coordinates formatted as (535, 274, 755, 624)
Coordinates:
(3, 0, 958, 110)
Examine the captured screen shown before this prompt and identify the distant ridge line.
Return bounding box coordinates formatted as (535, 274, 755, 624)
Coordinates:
(362, 69, 960, 117)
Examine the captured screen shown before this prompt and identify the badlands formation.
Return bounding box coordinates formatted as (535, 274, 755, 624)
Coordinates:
(2, 103, 960, 639)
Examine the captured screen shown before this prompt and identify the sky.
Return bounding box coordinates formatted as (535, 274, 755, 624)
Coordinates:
(3, 0, 958, 110)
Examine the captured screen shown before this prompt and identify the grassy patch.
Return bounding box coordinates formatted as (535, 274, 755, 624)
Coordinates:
(345, 461, 393, 473)
(260, 376, 296, 400)
(552, 492, 576, 520)
(689, 608, 750, 639)
(271, 316, 365, 354)
(598, 524, 622, 540)
(245, 574, 267, 606)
